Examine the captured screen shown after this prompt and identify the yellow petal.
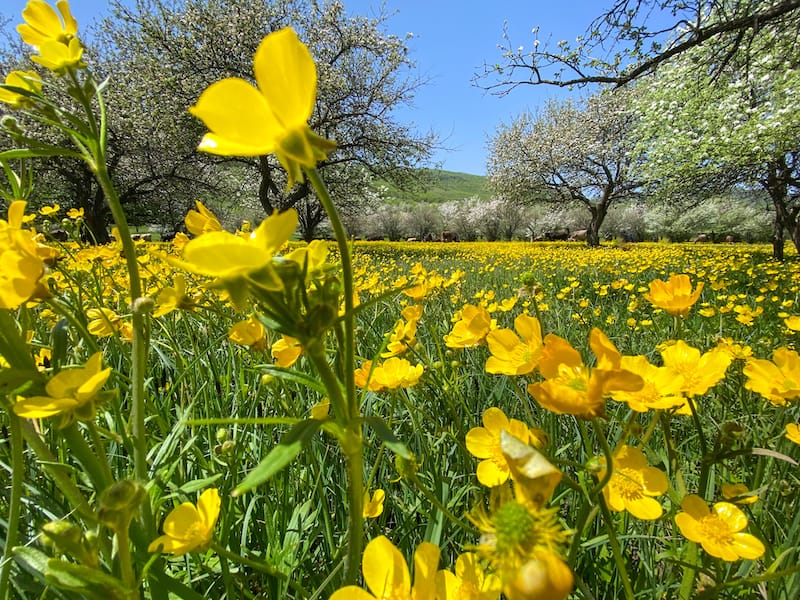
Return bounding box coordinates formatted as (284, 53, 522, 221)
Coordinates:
(197, 488, 221, 532)
(162, 503, 202, 540)
(362, 536, 410, 597)
(147, 534, 194, 555)
(13, 395, 78, 418)
(190, 78, 280, 156)
(412, 542, 440, 598)
(254, 28, 316, 128)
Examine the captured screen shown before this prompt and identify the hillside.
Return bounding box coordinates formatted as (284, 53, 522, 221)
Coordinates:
(382, 169, 490, 203)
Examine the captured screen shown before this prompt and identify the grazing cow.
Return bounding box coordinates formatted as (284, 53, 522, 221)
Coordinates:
(131, 233, 152, 242)
(441, 230, 459, 242)
(725, 234, 736, 243)
(568, 229, 587, 242)
(406, 237, 418, 242)
(365, 234, 384, 241)
(544, 229, 570, 241)
(692, 234, 710, 243)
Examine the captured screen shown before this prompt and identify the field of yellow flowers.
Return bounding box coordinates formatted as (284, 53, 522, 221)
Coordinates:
(2, 3, 800, 599)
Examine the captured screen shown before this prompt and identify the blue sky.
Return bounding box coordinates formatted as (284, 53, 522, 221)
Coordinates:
(3, 0, 609, 175)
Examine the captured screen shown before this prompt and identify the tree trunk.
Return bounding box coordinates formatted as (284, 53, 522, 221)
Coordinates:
(586, 201, 608, 247)
(763, 157, 795, 261)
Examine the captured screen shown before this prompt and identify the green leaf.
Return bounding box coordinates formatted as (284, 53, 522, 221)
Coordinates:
(363, 416, 412, 459)
(234, 419, 322, 496)
(0, 147, 83, 160)
(12, 546, 51, 575)
(256, 363, 327, 394)
(45, 559, 133, 600)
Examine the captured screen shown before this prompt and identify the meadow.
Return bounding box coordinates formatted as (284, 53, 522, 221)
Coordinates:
(3, 230, 800, 598)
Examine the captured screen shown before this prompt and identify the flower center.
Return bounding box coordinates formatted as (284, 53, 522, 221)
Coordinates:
(493, 500, 536, 555)
(698, 514, 734, 546)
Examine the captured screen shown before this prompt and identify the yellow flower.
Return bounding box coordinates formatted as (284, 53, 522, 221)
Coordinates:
(444, 303, 494, 348)
(330, 535, 440, 600)
(485, 314, 543, 376)
(659, 340, 731, 398)
(371, 357, 424, 391)
(0, 200, 48, 309)
(674, 494, 765, 561)
(271, 334, 303, 367)
(721, 483, 758, 505)
(153, 274, 194, 317)
(610, 355, 687, 413)
(32, 35, 85, 74)
(743, 348, 800, 406)
(86, 307, 132, 340)
(436, 552, 502, 600)
(785, 423, 800, 445)
(184, 200, 222, 237)
(0, 70, 42, 108)
(13, 352, 111, 425)
(644, 274, 703, 317)
(190, 27, 336, 189)
(17, 0, 78, 47)
(785, 315, 800, 331)
(527, 329, 642, 419)
(39, 204, 60, 216)
(66, 207, 84, 219)
(283, 239, 329, 278)
(148, 488, 221, 556)
(597, 445, 669, 520)
(362, 489, 385, 519)
(175, 208, 298, 300)
(381, 316, 418, 358)
(466, 407, 539, 487)
(228, 315, 268, 351)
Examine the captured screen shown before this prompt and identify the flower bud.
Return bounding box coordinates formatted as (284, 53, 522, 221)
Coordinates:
(394, 454, 419, 479)
(98, 480, 146, 532)
(215, 428, 229, 443)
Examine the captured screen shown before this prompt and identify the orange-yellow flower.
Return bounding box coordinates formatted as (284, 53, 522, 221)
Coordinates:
(485, 314, 543, 376)
(0, 201, 48, 309)
(503, 551, 573, 600)
(721, 483, 758, 505)
(189, 28, 336, 189)
(597, 445, 669, 520)
(148, 488, 220, 556)
(644, 273, 704, 317)
(610, 355, 687, 413)
(527, 329, 642, 419)
(466, 407, 538, 487)
(674, 494, 765, 561)
(17, 0, 78, 47)
(330, 535, 440, 600)
(743, 348, 800, 406)
(444, 303, 493, 348)
(371, 357, 424, 391)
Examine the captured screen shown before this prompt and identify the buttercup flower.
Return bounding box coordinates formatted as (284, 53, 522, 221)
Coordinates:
(184, 201, 222, 237)
(444, 303, 494, 348)
(597, 445, 669, 520)
(0, 200, 49, 309)
(17, 0, 78, 47)
(743, 347, 800, 406)
(271, 334, 303, 367)
(674, 494, 765, 561)
(153, 274, 195, 317)
(644, 273, 704, 317)
(175, 208, 298, 302)
(527, 329, 642, 419)
(228, 315, 268, 351)
(370, 357, 424, 391)
(149, 488, 221, 556)
(485, 314, 544, 376)
(721, 483, 758, 505)
(330, 535, 440, 600)
(381, 315, 419, 358)
(14, 352, 111, 426)
(466, 407, 542, 487)
(785, 423, 800, 445)
(659, 340, 731, 399)
(0, 70, 42, 108)
(503, 551, 573, 600)
(610, 355, 687, 413)
(362, 489, 385, 519)
(436, 552, 502, 600)
(190, 27, 336, 188)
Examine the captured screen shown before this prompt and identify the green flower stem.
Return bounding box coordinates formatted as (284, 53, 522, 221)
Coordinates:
(304, 166, 366, 584)
(597, 496, 635, 600)
(305, 167, 355, 419)
(18, 419, 95, 521)
(343, 433, 365, 585)
(62, 423, 111, 492)
(0, 413, 23, 600)
(88, 421, 115, 488)
(116, 526, 138, 598)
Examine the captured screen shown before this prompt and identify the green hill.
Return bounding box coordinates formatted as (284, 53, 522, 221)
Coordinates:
(382, 169, 490, 203)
